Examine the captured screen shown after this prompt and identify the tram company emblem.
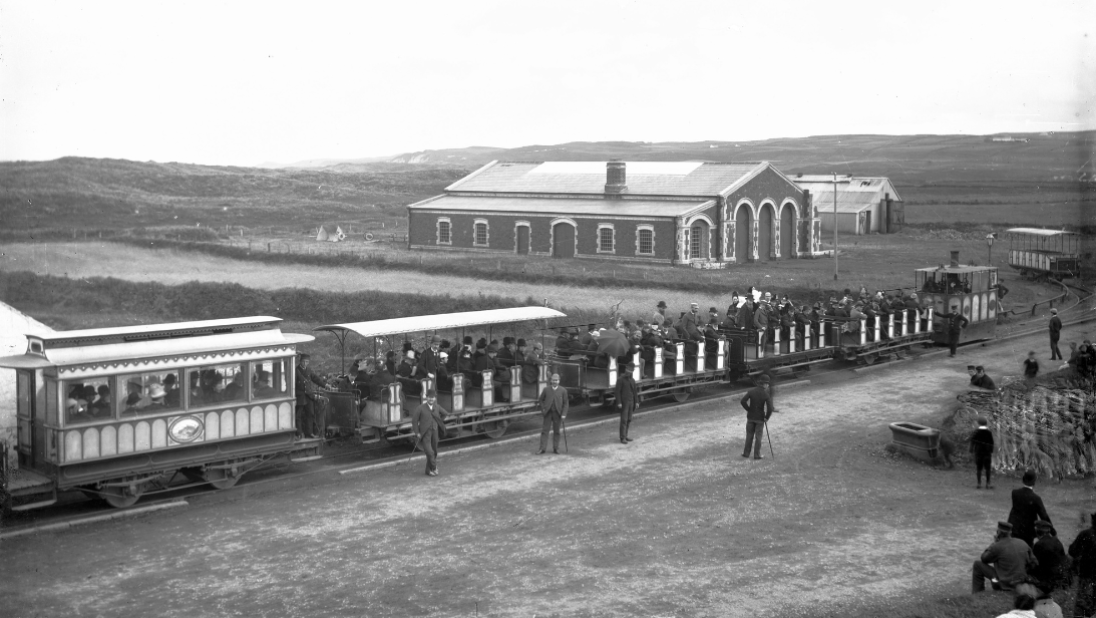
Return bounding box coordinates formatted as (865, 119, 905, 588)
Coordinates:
(169, 415, 205, 443)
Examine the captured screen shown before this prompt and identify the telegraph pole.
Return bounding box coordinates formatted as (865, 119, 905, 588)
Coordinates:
(833, 172, 839, 281)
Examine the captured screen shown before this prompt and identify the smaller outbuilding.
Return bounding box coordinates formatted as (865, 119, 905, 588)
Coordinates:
(792, 175, 903, 235)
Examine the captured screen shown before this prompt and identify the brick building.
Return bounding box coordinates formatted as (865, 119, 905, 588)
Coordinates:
(407, 160, 823, 266)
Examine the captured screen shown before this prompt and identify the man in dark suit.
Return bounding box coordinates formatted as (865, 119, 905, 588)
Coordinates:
(614, 363, 639, 444)
(1048, 308, 1063, 360)
(419, 335, 448, 390)
(940, 306, 970, 357)
(1030, 519, 1068, 592)
(295, 353, 327, 439)
(411, 391, 449, 476)
(537, 373, 568, 454)
(740, 374, 774, 460)
(1008, 469, 1052, 547)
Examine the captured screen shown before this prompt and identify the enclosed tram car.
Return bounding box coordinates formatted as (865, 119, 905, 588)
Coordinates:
(0, 317, 318, 510)
(917, 251, 999, 344)
(1006, 228, 1082, 281)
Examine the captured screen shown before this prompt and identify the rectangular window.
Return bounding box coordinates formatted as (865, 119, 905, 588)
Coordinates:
(64, 377, 115, 425)
(638, 228, 654, 255)
(474, 222, 488, 246)
(118, 370, 183, 417)
(188, 363, 248, 408)
(599, 228, 613, 252)
(252, 359, 288, 400)
(690, 226, 702, 259)
(438, 220, 451, 244)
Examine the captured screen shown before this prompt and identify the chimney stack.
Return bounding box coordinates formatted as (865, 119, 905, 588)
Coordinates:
(950, 250, 960, 268)
(605, 160, 627, 197)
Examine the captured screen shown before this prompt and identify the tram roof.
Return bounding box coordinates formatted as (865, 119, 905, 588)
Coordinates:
(0, 316, 315, 369)
(914, 264, 998, 274)
(1005, 228, 1081, 237)
(315, 307, 568, 339)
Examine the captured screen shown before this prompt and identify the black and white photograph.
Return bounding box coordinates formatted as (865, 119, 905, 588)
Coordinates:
(1, 1, 1094, 616)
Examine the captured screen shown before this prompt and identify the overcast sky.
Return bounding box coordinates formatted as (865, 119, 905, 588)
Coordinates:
(1, 0, 1093, 166)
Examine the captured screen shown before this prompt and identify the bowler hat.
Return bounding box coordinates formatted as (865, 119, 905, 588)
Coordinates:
(757, 375, 771, 384)
(463, 335, 473, 345)
(503, 336, 514, 346)
(967, 365, 976, 370)
(516, 338, 527, 347)
(298, 352, 311, 360)
(709, 307, 719, 314)
(486, 345, 498, 354)
(657, 301, 667, 308)
(430, 334, 442, 344)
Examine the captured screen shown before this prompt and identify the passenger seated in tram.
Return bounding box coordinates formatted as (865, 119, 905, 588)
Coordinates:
(370, 359, 396, 400)
(255, 369, 278, 398)
(844, 302, 864, 334)
(144, 383, 167, 409)
(905, 293, 922, 322)
(162, 374, 181, 407)
(396, 350, 424, 395)
(90, 385, 112, 417)
(124, 381, 143, 408)
(65, 397, 88, 424)
(523, 341, 546, 385)
(497, 337, 517, 367)
(222, 372, 247, 401)
(188, 373, 205, 406)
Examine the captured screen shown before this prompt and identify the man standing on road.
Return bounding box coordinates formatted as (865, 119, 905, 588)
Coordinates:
(411, 391, 449, 477)
(1048, 308, 1063, 360)
(1008, 469, 1052, 547)
(537, 373, 568, 454)
(740, 375, 774, 460)
(614, 363, 639, 445)
(940, 306, 969, 357)
(969, 417, 995, 489)
(972, 521, 1038, 593)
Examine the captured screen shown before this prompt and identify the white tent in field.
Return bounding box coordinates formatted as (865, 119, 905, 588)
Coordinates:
(316, 225, 347, 242)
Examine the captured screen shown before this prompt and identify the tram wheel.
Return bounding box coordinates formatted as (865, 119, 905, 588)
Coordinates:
(203, 468, 241, 490)
(100, 486, 141, 509)
(670, 388, 691, 403)
(483, 420, 509, 439)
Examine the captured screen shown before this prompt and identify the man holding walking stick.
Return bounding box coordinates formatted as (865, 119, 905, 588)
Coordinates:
(411, 391, 448, 476)
(740, 375, 775, 460)
(537, 373, 568, 454)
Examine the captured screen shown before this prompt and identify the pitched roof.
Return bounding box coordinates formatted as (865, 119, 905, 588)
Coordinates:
(446, 161, 766, 197)
(409, 195, 713, 218)
(791, 175, 903, 213)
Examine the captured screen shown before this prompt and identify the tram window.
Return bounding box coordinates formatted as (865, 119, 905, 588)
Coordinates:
(118, 370, 182, 416)
(251, 359, 287, 399)
(63, 377, 114, 425)
(190, 363, 247, 406)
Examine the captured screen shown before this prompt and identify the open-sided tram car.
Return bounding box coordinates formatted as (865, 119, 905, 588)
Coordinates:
(918, 251, 999, 344)
(1006, 227, 1082, 281)
(554, 302, 936, 405)
(0, 317, 318, 511)
(314, 307, 566, 445)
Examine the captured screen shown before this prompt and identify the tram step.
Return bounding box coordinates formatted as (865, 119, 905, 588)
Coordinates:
(289, 455, 324, 463)
(11, 498, 58, 512)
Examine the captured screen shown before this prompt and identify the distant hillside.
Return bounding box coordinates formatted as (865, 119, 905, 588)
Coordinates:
(0, 158, 467, 232)
(390, 132, 1096, 183)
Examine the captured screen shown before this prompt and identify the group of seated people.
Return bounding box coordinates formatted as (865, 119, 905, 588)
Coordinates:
(349, 334, 548, 404)
(1066, 339, 1096, 379)
(922, 274, 974, 294)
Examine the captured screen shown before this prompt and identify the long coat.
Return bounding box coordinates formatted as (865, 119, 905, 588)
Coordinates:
(614, 373, 639, 412)
(1008, 486, 1052, 545)
(740, 385, 773, 422)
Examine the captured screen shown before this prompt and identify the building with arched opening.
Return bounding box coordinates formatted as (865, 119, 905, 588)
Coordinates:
(407, 160, 823, 266)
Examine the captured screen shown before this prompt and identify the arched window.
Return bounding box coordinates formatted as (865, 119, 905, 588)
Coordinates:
(473, 219, 489, 247)
(690, 224, 703, 259)
(597, 223, 615, 254)
(436, 217, 452, 245)
(636, 226, 654, 255)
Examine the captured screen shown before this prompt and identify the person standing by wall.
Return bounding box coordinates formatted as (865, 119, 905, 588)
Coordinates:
(970, 417, 995, 489)
(739, 375, 774, 460)
(614, 362, 638, 445)
(1048, 308, 1063, 360)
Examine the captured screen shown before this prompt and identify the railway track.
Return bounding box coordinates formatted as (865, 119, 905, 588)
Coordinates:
(6, 278, 1093, 537)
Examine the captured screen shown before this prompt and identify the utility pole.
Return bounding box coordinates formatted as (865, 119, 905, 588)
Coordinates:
(833, 172, 839, 281)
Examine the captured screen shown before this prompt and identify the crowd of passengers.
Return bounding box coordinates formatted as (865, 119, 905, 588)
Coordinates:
(341, 286, 935, 403)
(65, 368, 278, 422)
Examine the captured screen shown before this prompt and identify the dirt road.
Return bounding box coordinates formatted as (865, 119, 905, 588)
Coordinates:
(2, 329, 1093, 618)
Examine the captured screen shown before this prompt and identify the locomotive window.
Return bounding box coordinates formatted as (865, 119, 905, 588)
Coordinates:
(64, 377, 114, 425)
(118, 370, 182, 416)
(251, 359, 287, 400)
(189, 363, 247, 407)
